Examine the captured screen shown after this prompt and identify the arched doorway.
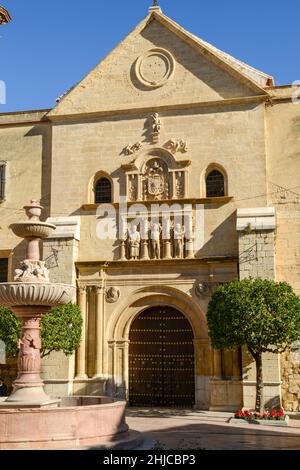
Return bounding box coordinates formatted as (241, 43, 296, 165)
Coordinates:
(129, 306, 195, 407)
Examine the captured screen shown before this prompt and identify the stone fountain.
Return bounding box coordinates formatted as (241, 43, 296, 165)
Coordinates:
(0, 201, 137, 450)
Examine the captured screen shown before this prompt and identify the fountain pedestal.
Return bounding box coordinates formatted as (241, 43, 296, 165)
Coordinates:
(6, 307, 54, 404)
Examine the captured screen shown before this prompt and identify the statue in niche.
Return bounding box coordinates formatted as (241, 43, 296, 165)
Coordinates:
(127, 225, 141, 260)
(151, 113, 161, 135)
(173, 223, 185, 258)
(150, 223, 161, 259)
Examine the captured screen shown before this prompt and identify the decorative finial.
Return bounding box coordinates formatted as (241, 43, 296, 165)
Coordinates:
(153, 0, 159, 5)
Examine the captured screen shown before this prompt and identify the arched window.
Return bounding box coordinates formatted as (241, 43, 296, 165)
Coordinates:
(206, 170, 225, 198)
(95, 177, 112, 204)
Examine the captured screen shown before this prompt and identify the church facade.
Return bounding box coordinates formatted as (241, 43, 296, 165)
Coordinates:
(1, 6, 300, 411)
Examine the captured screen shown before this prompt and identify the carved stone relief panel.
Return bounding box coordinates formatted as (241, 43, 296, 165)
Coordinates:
(142, 158, 169, 201)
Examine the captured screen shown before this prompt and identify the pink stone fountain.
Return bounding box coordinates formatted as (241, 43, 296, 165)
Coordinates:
(0, 201, 134, 449)
(0, 201, 75, 404)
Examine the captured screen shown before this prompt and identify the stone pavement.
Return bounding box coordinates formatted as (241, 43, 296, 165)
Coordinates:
(126, 408, 300, 450)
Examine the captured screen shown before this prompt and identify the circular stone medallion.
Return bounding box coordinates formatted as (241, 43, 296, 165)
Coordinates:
(135, 48, 175, 88)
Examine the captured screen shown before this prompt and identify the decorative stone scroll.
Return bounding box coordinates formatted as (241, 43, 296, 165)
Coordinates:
(167, 139, 188, 154)
(124, 142, 142, 156)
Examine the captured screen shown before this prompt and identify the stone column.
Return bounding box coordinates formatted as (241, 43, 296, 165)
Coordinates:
(76, 286, 88, 379)
(119, 239, 126, 261)
(184, 207, 194, 259)
(140, 218, 150, 260)
(162, 216, 172, 259)
(94, 286, 104, 378)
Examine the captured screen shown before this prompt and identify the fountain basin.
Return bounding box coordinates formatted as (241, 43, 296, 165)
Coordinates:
(0, 397, 135, 450)
(0, 283, 75, 308)
(10, 222, 56, 239)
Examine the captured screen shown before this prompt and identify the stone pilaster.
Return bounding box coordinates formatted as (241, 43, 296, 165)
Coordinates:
(41, 217, 80, 397)
(237, 207, 281, 409)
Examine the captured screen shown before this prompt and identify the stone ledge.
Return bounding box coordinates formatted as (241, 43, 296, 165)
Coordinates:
(229, 416, 289, 427)
(46, 216, 80, 241)
(237, 207, 276, 231)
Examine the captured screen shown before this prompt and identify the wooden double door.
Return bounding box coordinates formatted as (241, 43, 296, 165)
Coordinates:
(129, 306, 195, 407)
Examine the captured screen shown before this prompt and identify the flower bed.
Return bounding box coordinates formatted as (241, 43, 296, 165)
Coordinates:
(235, 408, 285, 422)
(229, 408, 289, 426)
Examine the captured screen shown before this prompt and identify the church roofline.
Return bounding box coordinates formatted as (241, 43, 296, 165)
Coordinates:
(145, 8, 274, 91)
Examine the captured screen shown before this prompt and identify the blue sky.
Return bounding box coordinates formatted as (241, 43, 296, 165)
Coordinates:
(1, 0, 300, 113)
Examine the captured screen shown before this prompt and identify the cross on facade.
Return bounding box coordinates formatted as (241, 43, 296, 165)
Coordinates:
(153, 0, 159, 6)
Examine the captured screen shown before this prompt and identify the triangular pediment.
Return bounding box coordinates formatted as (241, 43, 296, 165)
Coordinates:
(48, 8, 271, 119)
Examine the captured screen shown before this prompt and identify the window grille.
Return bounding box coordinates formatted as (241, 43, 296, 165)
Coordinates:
(0, 162, 6, 202)
(95, 178, 112, 204)
(206, 170, 225, 198)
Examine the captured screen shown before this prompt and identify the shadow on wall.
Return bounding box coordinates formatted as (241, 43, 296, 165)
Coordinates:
(25, 124, 52, 217)
(195, 209, 238, 259)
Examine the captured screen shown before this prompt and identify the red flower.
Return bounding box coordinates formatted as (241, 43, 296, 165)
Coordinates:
(270, 409, 276, 417)
(277, 409, 284, 418)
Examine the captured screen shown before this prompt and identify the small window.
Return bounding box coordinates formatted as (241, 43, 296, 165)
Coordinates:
(0, 258, 8, 282)
(206, 170, 225, 198)
(0, 162, 6, 202)
(95, 177, 112, 204)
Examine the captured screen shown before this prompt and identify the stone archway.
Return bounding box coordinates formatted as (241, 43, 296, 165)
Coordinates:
(105, 286, 211, 408)
(128, 305, 195, 407)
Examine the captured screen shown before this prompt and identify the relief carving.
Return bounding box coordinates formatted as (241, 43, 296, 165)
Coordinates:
(167, 139, 188, 154)
(124, 142, 142, 156)
(143, 159, 169, 201)
(105, 287, 120, 303)
(151, 113, 161, 143)
(14, 260, 50, 283)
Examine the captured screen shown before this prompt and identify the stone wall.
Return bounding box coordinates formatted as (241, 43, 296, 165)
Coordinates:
(281, 350, 300, 412)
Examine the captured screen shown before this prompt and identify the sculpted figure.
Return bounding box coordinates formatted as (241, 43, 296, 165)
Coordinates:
(18, 332, 41, 372)
(173, 223, 185, 258)
(151, 113, 161, 134)
(150, 223, 161, 259)
(127, 225, 141, 260)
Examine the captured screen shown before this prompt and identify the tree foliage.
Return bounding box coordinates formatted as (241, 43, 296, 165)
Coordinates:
(40, 303, 83, 358)
(0, 303, 82, 359)
(207, 278, 300, 356)
(0, 307, 21, 358)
